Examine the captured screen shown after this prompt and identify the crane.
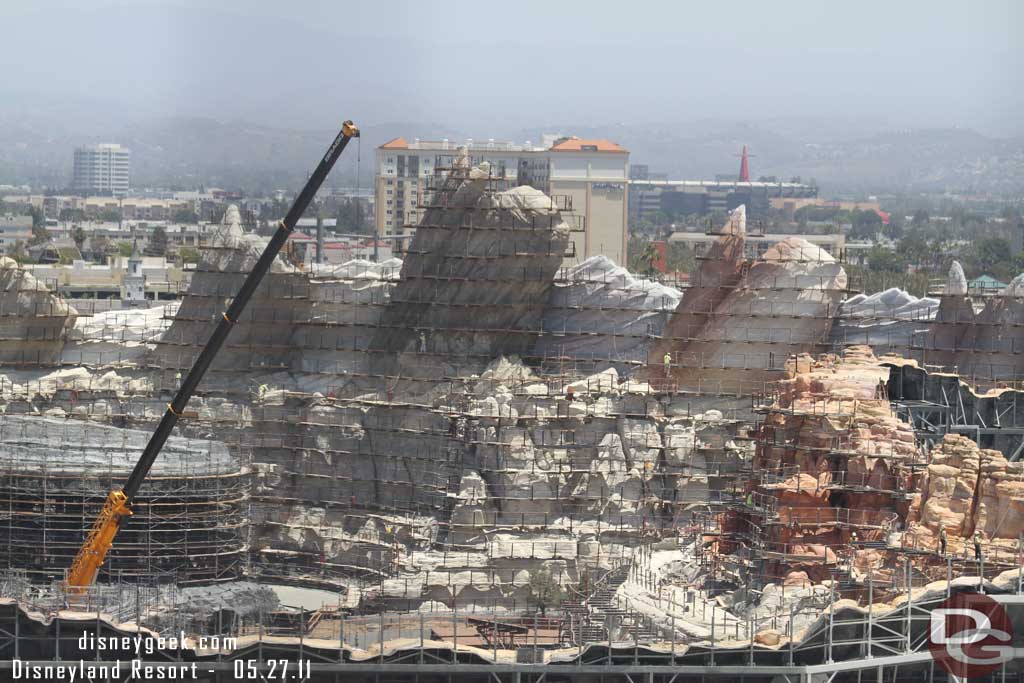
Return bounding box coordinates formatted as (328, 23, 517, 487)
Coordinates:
(66, 120, 360, 591)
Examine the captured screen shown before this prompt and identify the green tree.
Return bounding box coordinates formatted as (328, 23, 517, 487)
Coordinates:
(28, 223, 49, 246)
(335, 198, 372, 235)
(6, 240, 29, 264)
(639, 241, 658, 276)
(883, 217, 904, 241)
(178, 246, 201, 264)
(147, 226, 168, 256)
(848, 209, 883, 241)
(867, 246, 906, 273)
(29, 206, 44, 229)
(59, 208, 87, 223)
(117, 241, 134, 257)
(98, 208, 122, 222)
(72, 226, 87, 252)
(627, 235, 652, 272)
(666, 242, 696, 273)
(527, 568, 564, 617)
(912, 209, 930, 225)
(633, 211, 672, 235)
(898, 230, 931, 266)
(90, 235, 111, 262)
(970, 236, 1015, 280)
(173, 208, 200, 223)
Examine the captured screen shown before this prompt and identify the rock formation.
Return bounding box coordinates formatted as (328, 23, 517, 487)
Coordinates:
(648, 206, 846, 394)
(0, 256, 77, 365)
(914, 259, 1024, 382)
(536, 255, 681, 373)
(367, 163, 570, 381)
(738, 346, 919, 582)
(906, 433, 1024, 563)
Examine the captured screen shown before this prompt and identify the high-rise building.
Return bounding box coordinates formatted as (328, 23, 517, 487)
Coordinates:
(72, 144, 131, 196)
(375, 136, 629, 266)
(546, 137, 629, 267)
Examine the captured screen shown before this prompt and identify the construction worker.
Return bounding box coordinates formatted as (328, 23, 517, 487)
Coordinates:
(974, 531, 983, 562)
(939, 527, 948, 556)
(419, 331, 427, 353)
(745, 492, 755, 508)
(565, 385, 575, 403)
(257, 383, 268, 402)
(663, 352, 672, 377)
(851, 530, 858, 546)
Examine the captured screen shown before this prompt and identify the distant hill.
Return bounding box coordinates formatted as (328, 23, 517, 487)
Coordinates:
(1, 109, 1021, 195)
(0, 108, 466, 192)
(117, 119, 470, 192)
(518, 121, 1024, 194)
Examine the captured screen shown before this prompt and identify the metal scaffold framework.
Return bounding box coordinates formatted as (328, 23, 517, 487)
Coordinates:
(3, 169, 1024, 681)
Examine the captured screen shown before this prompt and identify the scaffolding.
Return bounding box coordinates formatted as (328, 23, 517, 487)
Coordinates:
(0, 417, 249, 585)
(1, 561, 1022, 682)
(4, 173, 1024, 683)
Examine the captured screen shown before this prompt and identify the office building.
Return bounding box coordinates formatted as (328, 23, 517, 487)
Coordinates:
(72, 144, 131, 196)
(630, 179, 818, 220)
(375, 136, 629, 266)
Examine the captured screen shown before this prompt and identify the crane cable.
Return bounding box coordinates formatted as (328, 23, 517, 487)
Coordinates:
(355, 134, 361, 232)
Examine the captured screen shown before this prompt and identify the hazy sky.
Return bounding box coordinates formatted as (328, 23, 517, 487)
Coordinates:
(4, 0, 1022, 136)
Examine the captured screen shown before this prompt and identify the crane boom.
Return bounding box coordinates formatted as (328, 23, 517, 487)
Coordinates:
(67, 120, 360, 591)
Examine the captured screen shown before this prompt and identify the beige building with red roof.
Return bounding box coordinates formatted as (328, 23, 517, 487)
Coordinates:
(375, 135, 628, 267)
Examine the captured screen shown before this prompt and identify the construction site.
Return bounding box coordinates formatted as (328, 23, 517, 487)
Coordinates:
(0, 144, 1022, 682)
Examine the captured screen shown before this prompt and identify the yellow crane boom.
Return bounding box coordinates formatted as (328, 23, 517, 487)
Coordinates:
(65, 121, 359, 592)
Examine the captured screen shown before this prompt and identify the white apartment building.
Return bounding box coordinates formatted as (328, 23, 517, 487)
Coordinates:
(72, 144, 131, 196)
(375, 136, 629, 266)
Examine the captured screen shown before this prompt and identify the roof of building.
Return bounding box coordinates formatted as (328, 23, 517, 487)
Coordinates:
(633, 179, 815, 189)
(969, 274, 1007, 289)
(376, 136, 627, 153)
(548, 138, 627, 153)
(668, 231, 844, 244)
(296, 218, 338, 228)
(0, 216, 32, 228)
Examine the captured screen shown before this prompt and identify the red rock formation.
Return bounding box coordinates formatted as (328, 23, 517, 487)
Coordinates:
(906, 433, 1024, 563)
(744, 346, 918, 580)
(709, 344, 1024, 589)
